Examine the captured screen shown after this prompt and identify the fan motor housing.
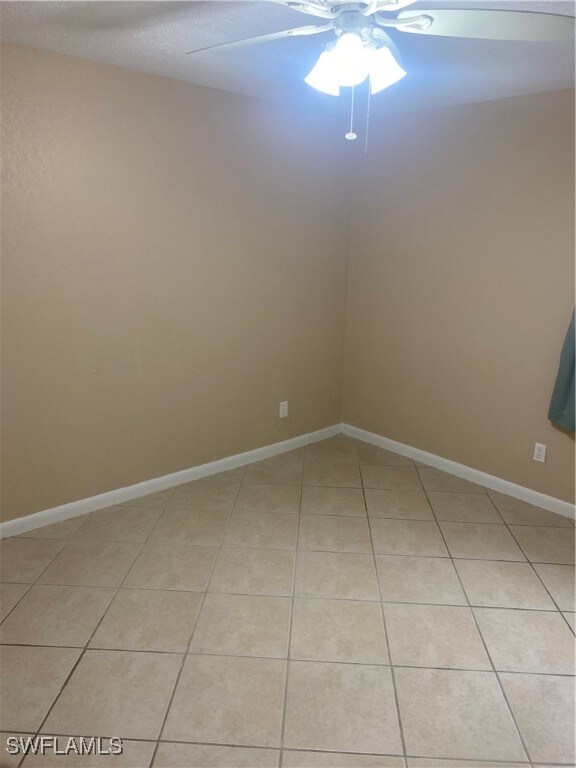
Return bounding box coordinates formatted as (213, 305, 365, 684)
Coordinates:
(334, 10, 374, 38)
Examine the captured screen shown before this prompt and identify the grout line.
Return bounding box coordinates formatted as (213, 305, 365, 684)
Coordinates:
(278, 460, 305, 767)
(416, 466, 535, 768)
(0, 582, 34, 627)
(7, 543, 570, 563)
(361, 465, 409, 762)
(2, 639, 574, 678)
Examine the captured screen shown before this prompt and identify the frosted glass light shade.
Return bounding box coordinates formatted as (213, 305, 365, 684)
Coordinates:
(330, 33, 369, 88)
(367, 46, 407, 93)
(305, 34, 406, 97)
(304, 51, 340, 95)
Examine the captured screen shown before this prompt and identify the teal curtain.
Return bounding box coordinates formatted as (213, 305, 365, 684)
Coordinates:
(548, 309, 575, 432)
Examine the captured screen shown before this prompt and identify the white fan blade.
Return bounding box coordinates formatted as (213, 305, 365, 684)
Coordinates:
(186, 22, 333, 55)
(373, 0, 419, 12)
(396, 9, 575, 41)
(287, 1, 337, 18)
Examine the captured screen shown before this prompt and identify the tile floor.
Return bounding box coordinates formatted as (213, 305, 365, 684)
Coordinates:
(0, 435, 575, 768)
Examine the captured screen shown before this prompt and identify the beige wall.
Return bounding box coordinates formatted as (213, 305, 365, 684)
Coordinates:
(2, 45, 574, 522)
(1, 44, 351, 521)
(343, 89, 575, 503)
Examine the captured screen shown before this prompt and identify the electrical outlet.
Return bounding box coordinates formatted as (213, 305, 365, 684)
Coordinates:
(533, 443, 546, 463)
(279, 400, 288, 419)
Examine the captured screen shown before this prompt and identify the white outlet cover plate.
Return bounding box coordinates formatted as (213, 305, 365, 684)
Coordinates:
(533, 443, 546, 462)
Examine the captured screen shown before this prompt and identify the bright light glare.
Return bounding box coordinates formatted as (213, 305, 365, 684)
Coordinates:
(305, 32, 406, 97)
(304, 51, 340, 95)
(367, 46, 406, 94)
(330, 33, 368, 88)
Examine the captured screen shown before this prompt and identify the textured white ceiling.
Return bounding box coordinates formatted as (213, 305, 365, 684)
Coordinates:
(1, 0, 574, 114)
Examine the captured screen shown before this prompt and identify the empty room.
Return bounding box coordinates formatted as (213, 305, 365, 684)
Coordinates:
(0, 1, 575, 767)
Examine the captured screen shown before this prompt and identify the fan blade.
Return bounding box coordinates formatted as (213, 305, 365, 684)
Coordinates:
(371, 0, 418, 12)
(186, 22, 333, 55)
(286, 1, 337, 18)
(395, 9, 575, 41)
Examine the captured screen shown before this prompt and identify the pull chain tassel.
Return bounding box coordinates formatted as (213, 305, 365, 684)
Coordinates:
(345, 86, 357, 141)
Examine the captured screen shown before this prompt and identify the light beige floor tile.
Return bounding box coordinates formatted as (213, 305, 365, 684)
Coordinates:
(365, 490, 433, 520)
(0, 582, 30, 620)
(44, 650, 181, 740)
(154, 743, 279, 767)
(455, 560, 555, 609)
(0, 538, 65, 583)
(243, 456, 303, 485)
(439, 522, 525, 561)
(21, 739, 156, 767)
(209, 547, 295, 596)
(487, 491, 573, 527)
(290, 598, 388, 663)
(234, 484, 301, 514)
(73, 507, 161, 543)
(371, 519, 448, 557)
(408, 760, 527, 767)
(298, 515, 372, 553)
(295, 551, 379, 600)
(376, 555, 467, 605)
(190, 593, 291, 658)
(361, 466, 422, 491)
(417, 468, 486, 494)
(202, 467, 247, 483)
(384, 603, 490, 670)
(533, 564, 575, 610)
(167, 481, 240, 510)
(163, 654, 286, 747)
(283, 752, 405, 767)
(0, 585, 114, 647)
(148, 509, 229, 546)
(305, 437, 358, 465)
(38, 541, 141, 587)
(474, 607, 575, 674)
(428, 493, 502, 523)
(120, 489, 175, 508)
(395, 667, 526, 761)
(0, 646, 81, 731)
(563, 611, 575, 630)
(510, 525, 575, 564)
(300, 487, 366, 517)
(501, 672, 575, 764)
(17, 516, 88, 540)
(304, 463, 362, 488)
(123, 544, 217, 591)
(223, 512, 298, 549)
(284, 661, 402, 754)
(90, 589, 202, 652)
(356, 443, 413, 467)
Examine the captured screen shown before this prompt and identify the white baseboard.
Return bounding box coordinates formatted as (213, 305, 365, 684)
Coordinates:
(0, 424, 341, 539)
(342, 423, 575, 520)
(4, 420, 573, 538)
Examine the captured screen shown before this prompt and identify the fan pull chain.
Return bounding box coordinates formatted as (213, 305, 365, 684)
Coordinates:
(345, 86, 357, 141)
(364, 85, 371, 154)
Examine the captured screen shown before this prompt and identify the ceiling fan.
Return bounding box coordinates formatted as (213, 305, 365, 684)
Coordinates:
(185, 1, 575, 96)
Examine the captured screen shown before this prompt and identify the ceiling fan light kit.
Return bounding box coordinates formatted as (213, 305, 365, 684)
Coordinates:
(305, 29, 406, 95)
(185, 0, 574, 138)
